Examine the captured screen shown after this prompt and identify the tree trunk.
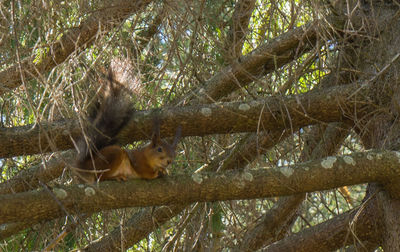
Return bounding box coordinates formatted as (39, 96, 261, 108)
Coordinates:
(351, 1, 400, 249)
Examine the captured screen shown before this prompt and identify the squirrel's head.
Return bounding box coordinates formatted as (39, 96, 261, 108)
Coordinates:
(143, 124, 181, 176)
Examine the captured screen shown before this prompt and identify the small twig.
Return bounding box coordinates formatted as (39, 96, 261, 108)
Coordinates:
(369, 52, 400, 83)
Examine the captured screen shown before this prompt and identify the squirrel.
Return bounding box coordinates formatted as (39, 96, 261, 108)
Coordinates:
(75, 67, 181, 183)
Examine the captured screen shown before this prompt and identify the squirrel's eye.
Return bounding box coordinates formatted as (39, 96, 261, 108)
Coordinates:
(157, 147, 163, 152)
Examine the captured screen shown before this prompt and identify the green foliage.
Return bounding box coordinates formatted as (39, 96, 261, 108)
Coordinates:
(211, 203, 224, 234)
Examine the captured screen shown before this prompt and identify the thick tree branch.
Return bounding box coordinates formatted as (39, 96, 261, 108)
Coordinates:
(0, 82, 370, 158)
(0, 151, 74, 195)
(0, 0, 153, 94)
(0, 152, 70, 239)
(1, 150, 398, 225)
(0, 221, 40, 240)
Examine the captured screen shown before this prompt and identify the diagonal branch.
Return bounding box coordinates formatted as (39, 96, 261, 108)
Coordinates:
(239, 195, 306, 251)
(263, 194, 383, 251)
(0, 0, 154, 94)
(84, 204, 188, 252)
(187, 21, 321, 104)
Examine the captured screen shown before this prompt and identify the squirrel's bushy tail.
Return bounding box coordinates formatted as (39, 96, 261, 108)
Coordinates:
(76, 67, 134, 166)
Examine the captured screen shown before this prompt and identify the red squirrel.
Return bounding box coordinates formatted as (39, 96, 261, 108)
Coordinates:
(75, 68, 181, 183)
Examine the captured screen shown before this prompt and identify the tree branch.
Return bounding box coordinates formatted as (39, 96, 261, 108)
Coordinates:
(0, 0, 154, 94)
(0, 221, 40, 240)
(188, 21, 321, 104)
(84, 204, 187, 252)
(1, 150, 398, 225)
(0, 82, 370, 158)
(239, 195, 306, 251)
(223, 0, 256, 62)
(263, 194, 383, 251)
(0, 151, 74, 195)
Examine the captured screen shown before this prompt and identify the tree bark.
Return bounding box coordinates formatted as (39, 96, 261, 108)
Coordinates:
(0, 81, 370, 158)
(348, 1, 400, 249)
(1, 150, 399, 225)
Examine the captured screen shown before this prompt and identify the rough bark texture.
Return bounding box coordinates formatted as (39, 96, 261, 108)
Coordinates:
(0, 82, 370, 158)
(1, 150, 399, 225)
(377, 189, 400, 251)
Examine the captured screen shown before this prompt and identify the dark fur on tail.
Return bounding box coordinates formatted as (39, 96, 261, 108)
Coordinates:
(76, 69, 134, 167)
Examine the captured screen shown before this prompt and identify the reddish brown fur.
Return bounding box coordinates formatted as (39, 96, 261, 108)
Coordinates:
(78, 127, 180, 183)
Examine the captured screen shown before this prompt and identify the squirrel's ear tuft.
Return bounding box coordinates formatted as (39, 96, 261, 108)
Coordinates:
(151, 119, 161, 147)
